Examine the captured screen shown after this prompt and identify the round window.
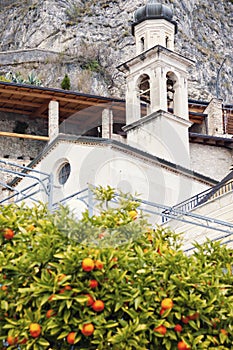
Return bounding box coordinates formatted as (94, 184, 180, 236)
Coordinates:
(58, 162, 71, 185)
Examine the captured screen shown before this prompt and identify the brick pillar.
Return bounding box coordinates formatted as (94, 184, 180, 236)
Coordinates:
(48, 100, 59, 141)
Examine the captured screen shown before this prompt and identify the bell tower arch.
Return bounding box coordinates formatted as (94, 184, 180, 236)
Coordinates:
(118, 0, 194, 168)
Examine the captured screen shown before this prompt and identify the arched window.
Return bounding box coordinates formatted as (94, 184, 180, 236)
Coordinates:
(166, 72, 176, 111)
(140, 37, 145, 52)
(165, 36, 169, 48)
(138, 74, 150, 117)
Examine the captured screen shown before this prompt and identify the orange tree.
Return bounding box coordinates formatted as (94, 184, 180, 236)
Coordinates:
(0, 186, 232, 350)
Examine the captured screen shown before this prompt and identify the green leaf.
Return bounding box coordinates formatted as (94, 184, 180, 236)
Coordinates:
(1, 300, 8, 311)
(37, 338, 50, 347)
(57, 330, 70, 339)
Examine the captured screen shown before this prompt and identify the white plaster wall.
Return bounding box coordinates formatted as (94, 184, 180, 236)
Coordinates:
(190, 143, 233, 181)
(13, 141, 209, 216)
(164, 191, 233, 251)
(134, 19, 175, 53)
(127, 112, 191, 168)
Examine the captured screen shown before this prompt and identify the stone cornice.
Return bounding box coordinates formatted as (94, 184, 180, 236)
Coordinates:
(123, 110, 192, 133)
(117, 45, 195, 73)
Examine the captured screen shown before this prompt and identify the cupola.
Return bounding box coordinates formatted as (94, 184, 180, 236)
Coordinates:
(132, 0, 177, 54)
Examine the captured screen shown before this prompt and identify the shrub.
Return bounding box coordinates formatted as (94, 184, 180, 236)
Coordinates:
(0, 187, 232, 349)
(61, 74, 71, 90)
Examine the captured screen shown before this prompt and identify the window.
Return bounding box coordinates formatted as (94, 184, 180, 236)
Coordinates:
(58, 162, 71, 185)
(140, 37, 145, 52)
(138, 74, 151, 117)
(166, 72, 176, 111)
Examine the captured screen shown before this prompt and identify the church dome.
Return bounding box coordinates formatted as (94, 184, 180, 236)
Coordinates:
(134, 1, 173, 23)
(132, 1, 176, 35)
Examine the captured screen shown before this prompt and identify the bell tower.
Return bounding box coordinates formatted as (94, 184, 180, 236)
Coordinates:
(118, 0, 194, 168)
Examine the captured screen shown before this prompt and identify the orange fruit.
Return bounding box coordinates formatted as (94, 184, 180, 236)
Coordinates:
(160, 308, 166, 316)
(85, 294, 94, 306)
(48, 294, 56, 302)
(174, 324, 183, 332)
(46, 309, 56, 318)
(220, 329, 228, 336)
(58, 273, 66, 282)
(65, 285, 72, 290)
(81, 323, 94, 336)
(92, 300, 104, 312)
(95, 260, 104, 270)
(29, 323, 41, 338)
(181, 316, 190, 324)
(153, 325, 167, 335)
(7, 335, 18, 345)
(67, 332, 76, 344)
(3, 228, 14, 240)
(161, 298, 174, 310)
(1, 285, 8, 291)
(82, 258, 95, 272)
(128, 210, 138, 220)
(19, 338, 27, 344)
(89, 279, 98, 289)
(189, 312, 199, 320)
(26, 224, 35, 232)
(177, 340, 190, 350)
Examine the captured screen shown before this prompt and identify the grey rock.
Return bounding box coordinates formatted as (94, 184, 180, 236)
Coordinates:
(0, 0, 232, 102)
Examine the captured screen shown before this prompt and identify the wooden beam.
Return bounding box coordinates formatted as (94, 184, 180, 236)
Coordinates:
(32, 101, 49, 117)
(0, 107, 32, 115)
(0, 97, 41, 108)
(0, 131, 49, 141)
(0, 87, 109, 107)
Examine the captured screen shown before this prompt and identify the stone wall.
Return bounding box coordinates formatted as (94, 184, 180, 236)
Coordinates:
(0, 111, 48, 186)
(190, 143, 233, 181)
(0, 48, 61, 66)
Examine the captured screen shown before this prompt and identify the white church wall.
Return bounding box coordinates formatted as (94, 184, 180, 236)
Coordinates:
(13, 140, 210, 217)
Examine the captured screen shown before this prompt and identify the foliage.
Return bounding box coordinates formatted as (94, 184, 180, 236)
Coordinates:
(0, 76, 11, 83)
(61, 74, 71, 90)
(4, 72, 42, 86)
(80, 60, 101, 73)
(0, 187, 232, 350)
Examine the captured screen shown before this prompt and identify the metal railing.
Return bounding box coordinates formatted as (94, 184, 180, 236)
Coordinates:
(0, 160, 53, 210)
(162, 179, 233, 223)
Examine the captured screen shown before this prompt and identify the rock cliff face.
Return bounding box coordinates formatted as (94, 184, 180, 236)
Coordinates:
(0, 0, 232, 103)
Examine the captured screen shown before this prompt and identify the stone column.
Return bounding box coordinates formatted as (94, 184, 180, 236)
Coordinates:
(125, 76, 141, 125)
(102, 108, 113, 139)
(204, 98, 223, 136)
(150, 66, 167, 113)
(48, 100, 59, 141)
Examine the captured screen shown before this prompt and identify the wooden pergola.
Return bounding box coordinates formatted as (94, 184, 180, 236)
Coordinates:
(0, 81, 126, 140)
(1, 81, 232, 141)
